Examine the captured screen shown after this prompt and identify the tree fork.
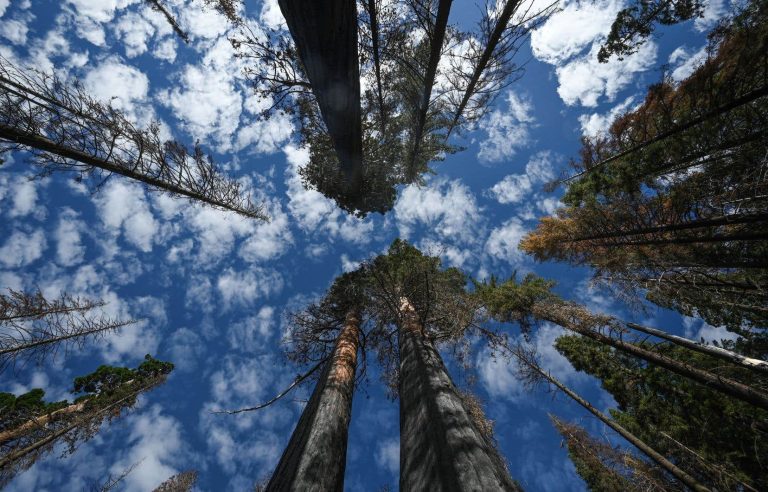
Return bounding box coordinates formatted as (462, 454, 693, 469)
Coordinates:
(266, 309, 360, 492)
(398, 297, 520, 491)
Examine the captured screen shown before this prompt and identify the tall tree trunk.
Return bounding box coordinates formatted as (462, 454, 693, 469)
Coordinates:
(446, 0, 519, 137)
(278, 0, 363, 201)
(563, 84, 768, 183)
(266, 310, 360, 492)
(625, 322, 768, 375)
(566, 212, 768, 243)
(513, 353, 710, 492)
(366, 0, 387, 134)
(0, 401, 87, 445)
(0, 125, 265, 219)
(406, 0, 452, 180)
(533, 302, 768, 410)
(398, 297, 520, 491)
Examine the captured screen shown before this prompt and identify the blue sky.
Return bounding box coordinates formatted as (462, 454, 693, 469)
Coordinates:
(0, 0, 741, 490)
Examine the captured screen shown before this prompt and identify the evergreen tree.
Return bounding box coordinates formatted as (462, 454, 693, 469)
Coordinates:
(0, 355, 174, 486)
(522, 1, 768, 342)
(153, 470, 198, 492)
(555, 334, 768, 490)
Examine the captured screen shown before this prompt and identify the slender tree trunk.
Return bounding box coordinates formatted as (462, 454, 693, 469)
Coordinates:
(366, 0, 387, 134)
(278, 0, 363, 200)
(563, 84, 768, 183)
(406, 0, 452, 180)
(0, 319, 132, 357)
(567, 212, 768, 243)
(514, 354, 710, 492)
(446, 0, 519, 137)
(626, 322, 768, 375)
(594, 230, 768, 246)
(398, 297, 520, 491)
(534, 303, 768, 410)
(266, 309, 360, 492)
(0, 124, 265, 219)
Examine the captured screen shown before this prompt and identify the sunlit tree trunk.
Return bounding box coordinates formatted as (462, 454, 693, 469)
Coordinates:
(398, 297, 519, 491)
(626, 322, 768, 374)
(266, 309, 360, 492)
(277, 0, 363, 200)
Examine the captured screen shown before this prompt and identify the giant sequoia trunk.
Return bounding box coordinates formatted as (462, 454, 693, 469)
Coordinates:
(278, 0, 363, 201)
(398, 298, 519, 491)
(266, 310, 360, 492)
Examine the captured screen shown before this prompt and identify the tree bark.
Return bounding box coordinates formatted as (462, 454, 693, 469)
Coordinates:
(534, 302, 768, 411)
(0, 401, 86, 445)
(278, 0, 363, 201)
(626, 322, 768, 375)
(515, 355, 710, 492)
(266, 309, 360, 492)
(398, 297, 520, 491)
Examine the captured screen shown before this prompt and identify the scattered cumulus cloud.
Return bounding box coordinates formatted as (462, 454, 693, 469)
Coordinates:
(477, 91, 536, 163)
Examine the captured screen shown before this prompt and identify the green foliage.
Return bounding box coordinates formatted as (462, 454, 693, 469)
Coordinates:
(555, 334, 768, 489)
(599, 0, 703, 62)
(0, 389, 68, 432)
(472, 273, 557, 332)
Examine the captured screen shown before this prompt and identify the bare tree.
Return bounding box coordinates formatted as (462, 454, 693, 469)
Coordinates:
(0, 56, 266, 220)
(152, 470, 198, 492)
(145, 0, 190, 43)
(0, 289, 136, 374)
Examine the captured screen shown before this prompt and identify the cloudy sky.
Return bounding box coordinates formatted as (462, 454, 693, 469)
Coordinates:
(0, 0, 740, 490)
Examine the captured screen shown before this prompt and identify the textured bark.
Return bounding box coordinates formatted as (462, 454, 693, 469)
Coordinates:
(398, 298, 520, 492)
(278, 0, 363, 200)
(626, 322, 768, 375)
(266, 310, 360, 492)
(534, 303, 768, 411)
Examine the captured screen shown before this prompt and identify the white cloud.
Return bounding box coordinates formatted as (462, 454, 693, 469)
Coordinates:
(375, 438, 400, 475)
(83, 57, 150, 116)
(113, 10, 156, 57)
(227, 306, 276, 352)
(153, 37, 177, 62)
(238, 201, 293, 262)
(55, 208, 86, 266)
(395, 178, 482, 243)
(477, 91, 536, 163)
(3, 174, 42, 218)
(112, 405, 189, 492)
(555, 42, 658, 107)
(669, 45, 708, 82)
(0, 0, 9, 18)
(0, 17, 29, 45)
(165, 327, 204, 372)
(487, 151, 556, 204)
(530, 0, 658, 107)
(0, 229, 46, 268)
(530, 0, 621, 65)
(578, 96, 636, 137)
(93, 180, 158, 253)
(695, 0, 729, 32)
(217, 267, 283, 309)
(485, 218, 528, 264)
(478, 324, 584, 403)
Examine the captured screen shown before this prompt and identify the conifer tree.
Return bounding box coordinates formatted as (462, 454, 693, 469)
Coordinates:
(555, 334, 767, 490)
(0, 289, 135, 374)
(0, 355, 174, 486)
(523, 1, 768, 342)
(473, 274, 768, 410)
(0, 57, 265, 220)
(153, 470, 198, 492)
